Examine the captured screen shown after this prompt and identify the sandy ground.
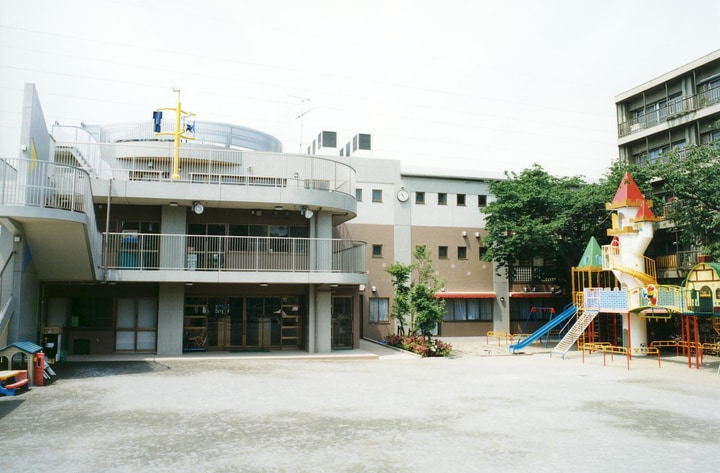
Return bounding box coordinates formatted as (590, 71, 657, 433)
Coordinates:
(1, 338, 718, 473)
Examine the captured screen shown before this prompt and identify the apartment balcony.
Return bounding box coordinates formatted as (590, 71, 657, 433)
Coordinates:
(103, 233, 367, 285)
(618, 87, 720, 138)
(654, 251, 699, 280)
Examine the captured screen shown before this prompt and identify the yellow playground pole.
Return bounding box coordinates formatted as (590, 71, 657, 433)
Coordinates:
(154, 89, 195, 180)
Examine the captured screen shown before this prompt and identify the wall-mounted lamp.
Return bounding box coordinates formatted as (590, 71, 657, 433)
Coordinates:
(13, 235, 21, 243)
(20, 144, 28, 152)
(461, 231, 467, 237)
(192, 201, 204, 214)
(499, 296, 505, 303)
(169, 202, 178, 207)
(371, 286, 377, 293)
(359, 284, 366, 292)
(474, 232, 481, 238)
(300, 206, 314, 219)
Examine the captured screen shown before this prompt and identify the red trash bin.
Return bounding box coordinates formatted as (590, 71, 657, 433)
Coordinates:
(34, 352, 45, 386)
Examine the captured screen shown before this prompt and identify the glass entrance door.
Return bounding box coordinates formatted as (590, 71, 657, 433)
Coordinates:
(228, 297, 244, 347)
(246, 297, 281, 349)
(206, 298, 228, 349)
(184, 295, 301, 351)
(332, 296, 353, 349)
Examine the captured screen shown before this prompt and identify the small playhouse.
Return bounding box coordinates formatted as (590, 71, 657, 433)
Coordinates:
(0, 341, 54, 395)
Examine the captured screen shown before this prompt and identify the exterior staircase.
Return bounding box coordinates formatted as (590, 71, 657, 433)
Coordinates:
(551, 309, 599, 358)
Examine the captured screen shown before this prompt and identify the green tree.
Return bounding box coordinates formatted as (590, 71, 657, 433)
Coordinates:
(385, 245, 445, 341)
(650, 140, 720, 259)
(480, 162, 652, 290)
(411, 245, 445, 340)
(386, 262, 412, 335)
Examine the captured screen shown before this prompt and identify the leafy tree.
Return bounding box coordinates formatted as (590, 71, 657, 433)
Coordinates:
(650, 140, 720, 259)
(411, 245, 445, 340)
(480, 162, 652, 290)
(386, 262, 412, 335)
(385, 245, 445, 341)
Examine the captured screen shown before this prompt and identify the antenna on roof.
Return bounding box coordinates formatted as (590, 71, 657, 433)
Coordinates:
(289, 95, 314, 153)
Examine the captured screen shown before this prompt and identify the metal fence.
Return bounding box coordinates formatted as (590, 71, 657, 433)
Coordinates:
(104, 233, 367, 273)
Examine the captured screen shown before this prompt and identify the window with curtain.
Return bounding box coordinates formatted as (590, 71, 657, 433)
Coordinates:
(369, 298, 389, 323)
(443, 299, 492, 321)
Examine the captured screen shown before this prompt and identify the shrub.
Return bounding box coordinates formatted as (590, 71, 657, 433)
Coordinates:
(383, 334, 452, 357)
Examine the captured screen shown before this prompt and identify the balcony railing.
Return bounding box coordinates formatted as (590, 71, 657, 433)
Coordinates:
(0, 157, 104, 277)
(53, 128, 356, 197)
(655, 251, 699, 273)
(104, 233, 367, 273)
(601, 245, 656, 283)
(510, 265, 556, 283)
(618, 86, 720, 137)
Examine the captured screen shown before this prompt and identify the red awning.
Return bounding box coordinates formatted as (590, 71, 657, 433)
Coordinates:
(510, 292, 555, 299)
(434, 292, 496, 299)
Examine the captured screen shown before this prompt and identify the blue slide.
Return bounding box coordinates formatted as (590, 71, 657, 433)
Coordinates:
(509, 303, 577, 353)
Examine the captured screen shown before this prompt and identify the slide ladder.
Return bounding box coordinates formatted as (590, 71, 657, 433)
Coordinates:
(551, 309, 600, 358)
(509, 304, 577, 353)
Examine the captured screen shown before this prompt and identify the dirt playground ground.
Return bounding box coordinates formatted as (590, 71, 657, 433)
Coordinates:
(1, 338, 718, 473)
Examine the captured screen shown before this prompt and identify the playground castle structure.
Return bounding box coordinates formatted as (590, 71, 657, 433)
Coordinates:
(510, 172, 720, 368)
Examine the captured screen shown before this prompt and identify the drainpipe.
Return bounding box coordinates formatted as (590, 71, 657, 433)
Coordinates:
(102, 179, 112, 282)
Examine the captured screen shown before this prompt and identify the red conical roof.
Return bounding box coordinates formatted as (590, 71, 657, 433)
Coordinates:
(631, 197, 662, 223)
(606, 172, 646, 209)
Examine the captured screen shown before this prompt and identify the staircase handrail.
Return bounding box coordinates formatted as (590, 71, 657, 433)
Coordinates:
(601, 244, 657, 284)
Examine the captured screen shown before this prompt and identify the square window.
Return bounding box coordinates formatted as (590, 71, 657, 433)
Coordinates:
(479, 246, 488, 259)
(438, 193, 447, 205)
(458, 246, 467, 259)
(372, 189, 383, 202)
(457, 194, 466, 206)
(416, 191, 425, 204)
(478, 194, 487, 207)
(321, 131, 337, 148)
(355, 188, 363, 201)
(358, 134, 372, 150)
(439, 246, 448, 259)
(372, 244, 383, 257)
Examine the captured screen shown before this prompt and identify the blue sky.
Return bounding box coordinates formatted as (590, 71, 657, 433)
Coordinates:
(1, 0, 719, 181)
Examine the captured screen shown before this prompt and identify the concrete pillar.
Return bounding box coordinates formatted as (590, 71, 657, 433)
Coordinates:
(160, 205, 187, 269)
(157, 283, 184, 356)
(307, 285, 332, 353)
(493, 262, 510, 333)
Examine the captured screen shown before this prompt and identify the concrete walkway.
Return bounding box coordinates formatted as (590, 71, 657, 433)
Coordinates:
(1, 339, 718, 472)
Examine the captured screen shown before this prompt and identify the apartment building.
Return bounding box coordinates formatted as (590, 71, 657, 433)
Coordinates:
(615, 48, 720, 280)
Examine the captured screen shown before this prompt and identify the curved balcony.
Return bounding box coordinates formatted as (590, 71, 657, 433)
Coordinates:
(0, 158, 102, 280)
(53, 124, 357, 220)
